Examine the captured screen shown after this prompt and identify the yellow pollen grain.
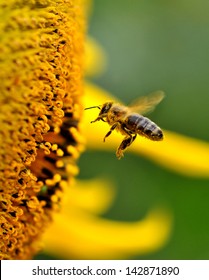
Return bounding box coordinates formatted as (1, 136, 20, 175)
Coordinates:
(59, 180, 68, 189)
(51, 144, 58, 151)
(67, 145, 80, 159)
(54, 174, 62, 183)
(39, 143, 51, 155)
(56, 160, 64, 168)
(66, 163, 80, 176)
(27, 197, 40, 209)
(56, 148, 64, 157)
(69, 127, 86, 145)
(45, 173, 62, 187)
(51, 195, 60, 204)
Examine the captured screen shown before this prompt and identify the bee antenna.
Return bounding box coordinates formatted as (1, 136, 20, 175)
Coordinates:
(85, 105, 101, 110)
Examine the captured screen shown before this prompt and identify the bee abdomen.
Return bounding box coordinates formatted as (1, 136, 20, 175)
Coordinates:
(125, 113, 163, 141)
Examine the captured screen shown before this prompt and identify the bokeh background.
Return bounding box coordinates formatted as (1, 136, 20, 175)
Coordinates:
(37, 0, 209, 260)
(79, 0, 209, 259)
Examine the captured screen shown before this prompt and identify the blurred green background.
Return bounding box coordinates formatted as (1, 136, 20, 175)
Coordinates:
(79, 0, 209, 259)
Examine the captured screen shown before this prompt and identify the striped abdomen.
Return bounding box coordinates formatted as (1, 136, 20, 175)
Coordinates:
(124, 113, 163, 141)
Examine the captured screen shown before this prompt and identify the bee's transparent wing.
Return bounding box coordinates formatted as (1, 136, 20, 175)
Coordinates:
(128, 91, 165, 115)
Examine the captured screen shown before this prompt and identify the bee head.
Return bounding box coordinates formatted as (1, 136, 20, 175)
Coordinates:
(85, 102, 113, 114)
(99, 102, 113, 115)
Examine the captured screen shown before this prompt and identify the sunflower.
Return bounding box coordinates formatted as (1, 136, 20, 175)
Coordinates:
(0, 0, 86, 260)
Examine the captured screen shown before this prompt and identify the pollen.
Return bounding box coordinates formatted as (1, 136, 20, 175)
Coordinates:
(67, 145, 81, 159)
(0, 0, 86, 260)
(56, 148, 64, 157)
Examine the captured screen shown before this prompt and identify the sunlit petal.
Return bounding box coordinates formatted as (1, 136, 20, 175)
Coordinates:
(43, 178, 172, 259)
(63, 178, 116, 215)
(85, 37, 107, 77)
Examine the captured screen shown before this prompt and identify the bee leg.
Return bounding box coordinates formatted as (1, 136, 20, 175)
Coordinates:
(91, 114, 107, 123)
(116, 137, 132, 159)
(132, 134, 137, 142)
(122, 125, 137, 144)
(103, 123, 118, 142)
(116, 133, 137, 159)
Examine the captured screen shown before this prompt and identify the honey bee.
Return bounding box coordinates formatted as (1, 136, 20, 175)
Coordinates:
(85, 91, 165, 159)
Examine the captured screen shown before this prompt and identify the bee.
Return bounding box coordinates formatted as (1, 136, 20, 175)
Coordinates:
(85, 91, 165, 159)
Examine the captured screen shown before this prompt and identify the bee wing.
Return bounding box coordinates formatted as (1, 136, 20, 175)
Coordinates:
(128, 91, 165, 115)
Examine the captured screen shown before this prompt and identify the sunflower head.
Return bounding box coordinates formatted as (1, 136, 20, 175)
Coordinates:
(0, 0, 86, 260)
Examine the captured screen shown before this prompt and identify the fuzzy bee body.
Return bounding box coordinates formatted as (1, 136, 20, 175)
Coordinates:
(85, 91, 165, 159)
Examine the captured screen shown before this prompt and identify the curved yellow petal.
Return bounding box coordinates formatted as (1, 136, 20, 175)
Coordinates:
(133, 131, 209, 178)
(43, 206, 172, 259)
(72, 209, 172, 260)
(84, 37, 107, 77)
(64, 178, 116, 215)
(83, 82, 209, 178)
(42, 178, 172, 259)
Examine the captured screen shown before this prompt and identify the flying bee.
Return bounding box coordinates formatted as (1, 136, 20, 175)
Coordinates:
(85, 91, 165, 159)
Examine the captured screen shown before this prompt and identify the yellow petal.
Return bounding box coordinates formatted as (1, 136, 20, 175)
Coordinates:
(133, 130, 209, 178)
(63, 178, 116, 215)
(84, 37, 107, 77)
(83, 82, 209, 178)
(42, 178, 172, 259)
(43, 207, 172, 259)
